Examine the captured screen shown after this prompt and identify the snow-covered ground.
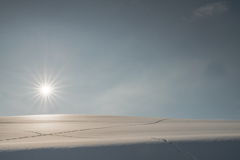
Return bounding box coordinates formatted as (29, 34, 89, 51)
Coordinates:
(0, 114, 240, 160)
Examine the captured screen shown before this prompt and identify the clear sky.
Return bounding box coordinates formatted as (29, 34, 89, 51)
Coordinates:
(0, 0, 240, 119)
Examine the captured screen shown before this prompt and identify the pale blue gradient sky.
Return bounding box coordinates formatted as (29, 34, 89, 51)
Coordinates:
(0, 0, 240, 119)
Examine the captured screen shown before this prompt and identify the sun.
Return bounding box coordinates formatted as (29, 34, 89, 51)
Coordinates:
(22, 63, 69, 114)
(25, 67, 66, 112)
(40, 85, 52, 96)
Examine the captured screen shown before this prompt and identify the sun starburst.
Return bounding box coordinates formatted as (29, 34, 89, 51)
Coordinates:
(41, 85, 52, 95)
(25, 66, 67, 113)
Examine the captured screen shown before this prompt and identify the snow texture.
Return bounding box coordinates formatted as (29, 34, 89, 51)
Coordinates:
(0, 114, 240, 160)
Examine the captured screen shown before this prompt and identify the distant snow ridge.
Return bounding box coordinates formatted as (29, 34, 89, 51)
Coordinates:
(0, 114, 240, 160)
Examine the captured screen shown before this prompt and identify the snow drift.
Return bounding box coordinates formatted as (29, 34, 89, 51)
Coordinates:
(0, 114, 240, 160)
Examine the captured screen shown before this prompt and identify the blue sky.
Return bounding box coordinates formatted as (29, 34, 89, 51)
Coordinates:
(0, 0, 240, 119)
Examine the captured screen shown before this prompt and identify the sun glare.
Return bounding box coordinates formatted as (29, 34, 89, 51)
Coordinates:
(41, 85, 52, 95)
(26, 66, 67, 113)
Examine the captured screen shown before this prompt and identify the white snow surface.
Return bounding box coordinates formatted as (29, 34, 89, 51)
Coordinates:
(0, 114, 240, 160)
